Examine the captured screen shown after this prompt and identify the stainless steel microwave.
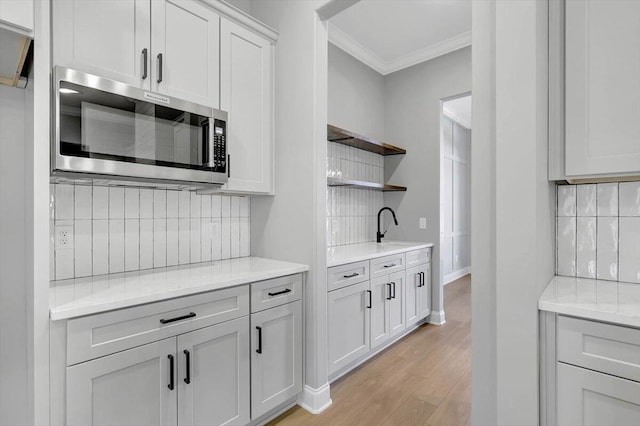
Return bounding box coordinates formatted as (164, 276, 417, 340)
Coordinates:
(52, 66, 228, 188)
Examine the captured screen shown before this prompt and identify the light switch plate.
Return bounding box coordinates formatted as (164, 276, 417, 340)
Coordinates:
(419, 218, 427, 229)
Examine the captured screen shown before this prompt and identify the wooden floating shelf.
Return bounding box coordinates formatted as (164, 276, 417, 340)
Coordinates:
(327, 177, 407, 192)
(327, 124, 406, 156)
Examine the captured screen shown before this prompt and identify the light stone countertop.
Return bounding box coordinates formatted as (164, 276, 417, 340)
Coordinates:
(539, 275, 640, 328)
(327, 241, 434, 268)
(50, 257, 309, 320)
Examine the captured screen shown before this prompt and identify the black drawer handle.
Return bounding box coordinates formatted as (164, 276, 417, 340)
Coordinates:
(160, 312, 196, 325)
(386, 283, 392, 300)
(256, 326, 262, 354)
(168, 354, 174, 390)
(391, 281, 396, 299)
(268, 288, 291, 297)
(343, 272, 360, 278)
(183, 350, 191, 384)
(383, 263, 397, 268)
(366, 290, 372, 309)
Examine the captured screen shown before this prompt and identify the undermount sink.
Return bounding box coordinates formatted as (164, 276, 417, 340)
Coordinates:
(376, 241, 415, 249)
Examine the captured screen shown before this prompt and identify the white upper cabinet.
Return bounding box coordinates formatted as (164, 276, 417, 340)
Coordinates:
(151, 0, 220, 108)
(220, 17, 274, 194)
(0, 0, 33, 33)
(565, 0, 640, 178)
(53, 0, 151, 89)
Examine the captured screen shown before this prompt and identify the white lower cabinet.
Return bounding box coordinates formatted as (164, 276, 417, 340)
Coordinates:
(406, 263, 430, 327)
(328, 281, 371, 375)
(67, 337, 178, 426)
(327, 247, 431, 378)
(250, 300, 303, 419)
(67, 318, 250, 426)
(557, 363, 640, 425)
(61, 274, 304, 426)
(177, 317, 250, 426)
(371, 271, 405, 350)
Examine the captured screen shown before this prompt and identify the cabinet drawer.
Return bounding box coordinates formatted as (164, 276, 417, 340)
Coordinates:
(250, 274, 302, 313)
(557, 315, 640, 382)
(67, 286, 249, 365)
(405, 247, 431, 267)
(328, 261, 370, 291)
(370, 253, 406, 278)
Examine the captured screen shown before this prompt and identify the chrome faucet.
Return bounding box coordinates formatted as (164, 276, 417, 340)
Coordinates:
(377, 207, 398, 243)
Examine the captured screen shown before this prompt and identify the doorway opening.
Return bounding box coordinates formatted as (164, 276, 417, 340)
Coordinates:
(440, 94, 472, 286)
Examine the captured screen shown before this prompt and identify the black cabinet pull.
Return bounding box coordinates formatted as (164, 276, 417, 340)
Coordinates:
(391, 281, 396, 299)
(268, 288, 291, 297)
(366, 290, 372, 309)
(183, 350, 191, 384)
(417, 272, 423, 287)
(142, 48, 148, 79)
(167, 354, 174, 390)
(256, 326, 262, 354)
(343, 272, 359, 278)
(383, 263, 396, 268)
(227, 154, 230, 178)
(386, 283, 392, 300)
(157, 53, 163, 83)
(421, 272, 425, 287)
(160, 312, 196, 325)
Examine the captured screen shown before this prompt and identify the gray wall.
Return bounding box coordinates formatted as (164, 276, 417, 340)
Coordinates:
(328, 43, 385, 141)
(0, 85, 29, 425)
(224, 0, 252, 14)
(383, 46, 472, 321)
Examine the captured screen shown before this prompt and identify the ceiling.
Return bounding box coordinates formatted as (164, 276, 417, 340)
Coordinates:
(329, 0, 471, 75)
(443, 95, 472, 129)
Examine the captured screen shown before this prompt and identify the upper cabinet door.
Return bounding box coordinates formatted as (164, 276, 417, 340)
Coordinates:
(220, 18, 274, 194)
(0, 0, 33, 33)
(53, 0, 151, 89)
(565, 0, 640, 177)
(151, 0, 220, 108)
(66, 338, 177, 426)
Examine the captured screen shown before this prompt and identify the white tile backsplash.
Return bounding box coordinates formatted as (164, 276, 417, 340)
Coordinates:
(50, 184, 251, 280)
(576, 217, 596, 279)
(556, 217, 576, 276)
(327, 141, 384, 247)
(556, 183, 640, 283)
(619, 182, 640, 216)
(619, 217, 640, 283)
(597, 183, 618, 216)
(596, 217, 618, 281)
(557, 185, 576, 217)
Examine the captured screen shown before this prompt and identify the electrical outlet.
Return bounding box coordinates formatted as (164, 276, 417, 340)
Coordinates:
(419, 218, 427, 229)
(55, 225, 74, 250)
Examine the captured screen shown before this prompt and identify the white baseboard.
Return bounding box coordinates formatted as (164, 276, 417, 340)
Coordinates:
(430, 310, 446, 325)
(443, 267, 471, 285)
(297, 383, 332, 414)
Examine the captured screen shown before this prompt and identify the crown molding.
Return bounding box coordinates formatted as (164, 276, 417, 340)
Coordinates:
(328, 22, 387, 75)
(328, 23, 471, 75)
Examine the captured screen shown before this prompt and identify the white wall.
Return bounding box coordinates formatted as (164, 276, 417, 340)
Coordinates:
(471, 0, 554, 424)
(383, 46, 472, 324)
(0, 85, 29, 426)
(249, 0, 333, 411)
(328, 43, 385, 141)
(440, 115, 471, 284)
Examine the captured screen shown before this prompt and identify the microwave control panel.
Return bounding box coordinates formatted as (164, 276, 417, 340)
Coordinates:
(211, 119, 227, 174)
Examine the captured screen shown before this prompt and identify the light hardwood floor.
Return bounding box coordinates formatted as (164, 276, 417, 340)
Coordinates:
(269, 274, 472, 426)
